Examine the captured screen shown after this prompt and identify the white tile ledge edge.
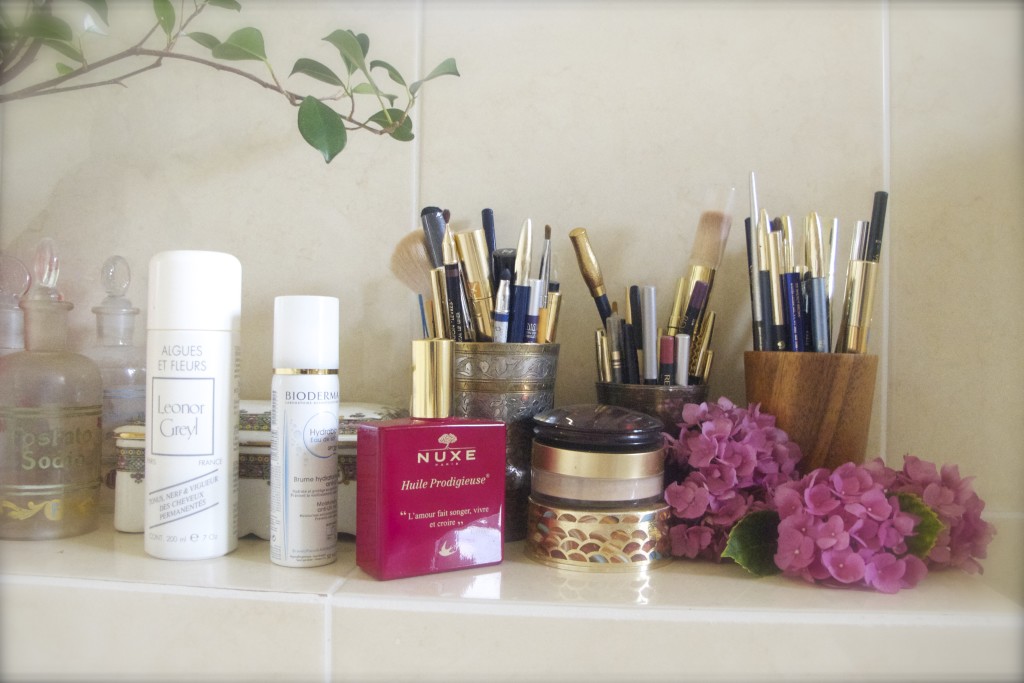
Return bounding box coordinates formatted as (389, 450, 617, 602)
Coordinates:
(3, 570, 1019, 630)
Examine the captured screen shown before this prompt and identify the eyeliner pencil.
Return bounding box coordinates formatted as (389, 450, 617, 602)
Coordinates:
(508, 219, 533, 343)
(746, 172, 767, 350)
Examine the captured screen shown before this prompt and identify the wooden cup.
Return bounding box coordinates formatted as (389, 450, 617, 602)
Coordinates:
(744, 352, 878, 473)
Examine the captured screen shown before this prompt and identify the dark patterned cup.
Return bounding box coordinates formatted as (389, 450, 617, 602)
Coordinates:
(452, 342, 560, 542)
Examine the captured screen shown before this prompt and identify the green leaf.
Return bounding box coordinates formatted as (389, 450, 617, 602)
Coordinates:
(290, 58, 343, 86)
(19, 13, 73, 41)
(897, 492, 945, 559)
(211, 27, 267, 61)
(152, 0, 175, 38)
(370, 59, 406, 87)
(297, 96, 347, 163)
(410, 57, 459, 95)
(722, 510, 783, 576)
(187, 32, 221, 51)
(42, 38, 84, 64)
(323, 29, 367, 76)
(369, 108, 412, 141)
(77, 0, 109, 25)
(207, 0, 242, 10)
(353, 82, 396, 105)
(56, 62, 74, 75)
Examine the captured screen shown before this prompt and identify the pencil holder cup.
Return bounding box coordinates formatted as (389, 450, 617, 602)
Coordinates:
(594, 382, 709, 439)
(743, 351, 878, 474)
(452, 342, 560, 542)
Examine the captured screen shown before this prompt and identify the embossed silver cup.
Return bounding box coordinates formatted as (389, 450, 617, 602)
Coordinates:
(452, 342, 559, 542)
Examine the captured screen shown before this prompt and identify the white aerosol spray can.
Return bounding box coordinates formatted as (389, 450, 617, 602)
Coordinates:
(269, 295, 340, 567)
(144, 251, 241, 560)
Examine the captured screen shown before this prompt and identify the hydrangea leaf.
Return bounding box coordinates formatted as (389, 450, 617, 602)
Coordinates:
(211, 27, 267, 62)
(297, 96, 347, 163)
(722, 509, 782, 576)
(897, 492, 945, 558)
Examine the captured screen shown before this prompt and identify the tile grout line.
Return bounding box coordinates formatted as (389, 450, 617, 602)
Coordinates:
(879, 0, 892, 463)
(322, 576, 346, 683)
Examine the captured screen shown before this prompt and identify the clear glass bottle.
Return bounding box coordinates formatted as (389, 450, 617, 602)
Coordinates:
(81, 255, 146, 513)
(0, 253, 30, 356)
(0, 239, 104, 540)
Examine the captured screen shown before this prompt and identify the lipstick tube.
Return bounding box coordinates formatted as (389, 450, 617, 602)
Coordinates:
(836, 259, 878, 354)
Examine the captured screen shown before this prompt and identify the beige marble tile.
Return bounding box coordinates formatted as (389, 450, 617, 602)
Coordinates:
(888, 2, 1024, 516)
(1, 581, 326, 681)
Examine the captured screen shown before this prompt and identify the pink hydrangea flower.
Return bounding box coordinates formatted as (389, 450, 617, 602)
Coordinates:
(886, 455, 996, 575)
(770, 455, 993, 592)
(664, 397, 803, 562)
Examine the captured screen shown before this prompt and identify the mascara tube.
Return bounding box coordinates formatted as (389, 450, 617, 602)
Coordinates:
(605, 314, 623, 383)
(492, 270, 511, 343)
(524, 278, 544, 343)
(454, 229, 495, 341)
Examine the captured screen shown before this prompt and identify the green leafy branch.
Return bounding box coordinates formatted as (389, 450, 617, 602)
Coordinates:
(0, 0, 459, 162)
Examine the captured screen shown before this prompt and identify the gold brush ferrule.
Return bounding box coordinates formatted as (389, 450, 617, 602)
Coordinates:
(666, 275, 688, 336)
(569, 228, 607, 298)
(689, 310, 715, 378)
(454, 229, 495, 340)
(838, 259, 877, 354)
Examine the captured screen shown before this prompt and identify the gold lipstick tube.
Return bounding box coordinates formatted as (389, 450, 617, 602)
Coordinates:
(539, 290, 562, 343)
(836, 259, 877, 354)
(595, 329, 611, 383)
(454, 229, 495, 341)
(689, 310, 715, 380)
(429, 266, 449, 339)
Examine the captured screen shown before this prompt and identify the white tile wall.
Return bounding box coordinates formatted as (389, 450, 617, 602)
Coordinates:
(1, 0, 1022, 676)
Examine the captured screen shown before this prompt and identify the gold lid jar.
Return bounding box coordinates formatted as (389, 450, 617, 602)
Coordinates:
(526, 404, 671, 572)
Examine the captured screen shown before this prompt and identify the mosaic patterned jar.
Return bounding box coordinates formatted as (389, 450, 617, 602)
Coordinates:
(526, 404, 671, 572)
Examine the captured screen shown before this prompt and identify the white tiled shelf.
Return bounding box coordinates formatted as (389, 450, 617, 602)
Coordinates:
(2, 514, 1021, 682)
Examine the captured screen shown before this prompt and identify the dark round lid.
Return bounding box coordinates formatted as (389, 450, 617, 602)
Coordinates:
(532, 403, 665, 450)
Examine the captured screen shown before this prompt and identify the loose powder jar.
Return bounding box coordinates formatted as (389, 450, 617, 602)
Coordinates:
(526, 404, 671, 572)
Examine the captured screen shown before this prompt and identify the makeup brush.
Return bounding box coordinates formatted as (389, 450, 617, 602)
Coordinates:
(420, 206, 446, 269)
(569, 227, 613, 324)
(389, 230, 434, 338)
(667, 187, 735, 337)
